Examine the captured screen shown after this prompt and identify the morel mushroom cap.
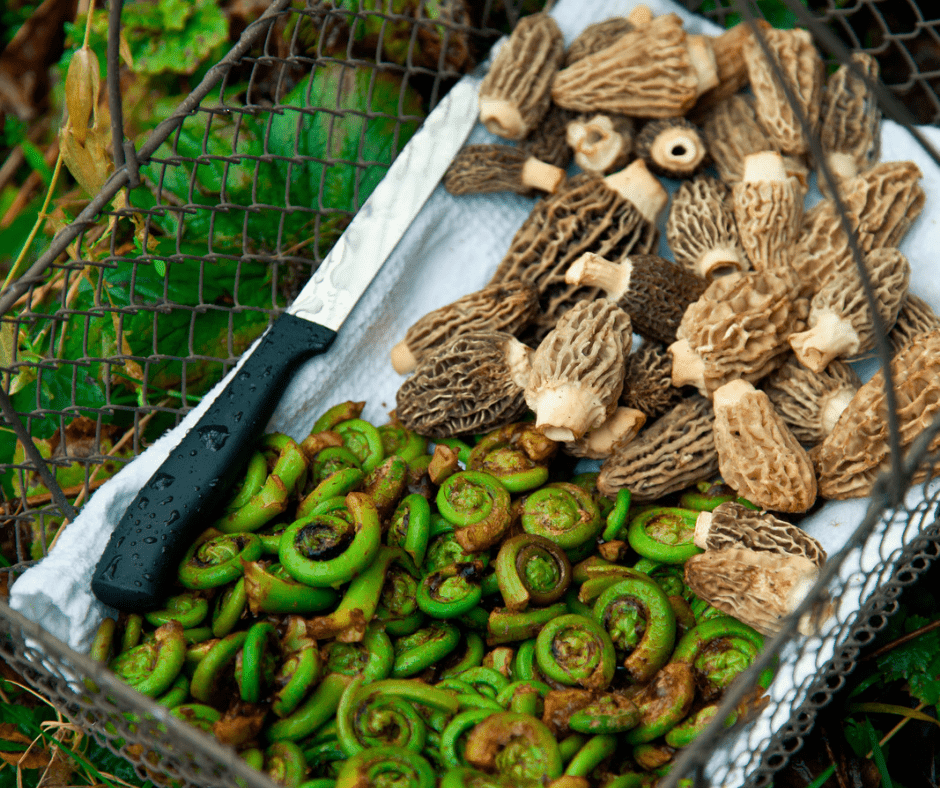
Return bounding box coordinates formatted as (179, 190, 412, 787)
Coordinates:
(564, 16, 635, 66)
(525, 298, 633, 442)
(667, 175, 748, 281)
(789, 247, 911, 372)
(634, 117, 708, 179)
(566, 113, 634, 174)
(743, 27, 824, 157)
(712, 379, 818, 513)
(551, 13, 718, 118)
(811, 328, 940, 499)
(520, 104, 577, 169)
(478, 13, 565, 140)
(395, 330, 533, 439)
(443, 144, 566, 197)
(489, 165, 664, 340)
(761, 356, 861, 445)
(684, 547, 822, 636)
(598, 395, 720, 502)
(391, 280, 540, 375)
(563, 406, 647, 459)
(889, 293, 940, 354)
(564, 251, 708, 346)
(846, 161, 926, 251)
(732, 152, 806, 278)
(621, 341, 684, 420)
(818, 53, 881, 184)
(695, 501, 827, 567)
(672, 270, 808, 395)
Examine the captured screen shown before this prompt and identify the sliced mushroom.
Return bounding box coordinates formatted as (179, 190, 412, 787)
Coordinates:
(667, 175, 748, 280)
(889, 293, 940, 354)
(743, 26, 824, 157)
(761, 356, 861, 445)
(479, 13, 565, 140)
(395, 330, 533, 439)
(597, 395, 719, 502)
(620, 341, 684, 421)
(634, 117, 708, 179)
(564, 16, 634, 66)
(684, 547, 822, 636)
(443, 144, 566, 197)
(525, 299, 633, 442)
(811, 328, 940, 499)
(564, 251, 708, 346)
(566, 113, 634, 174)
(695, 501, 827, 567)
(712, 379, 817, 513)
(391, 280, 540, 375)
(789, 247, 911, 372)
(551, 13, 718, 118)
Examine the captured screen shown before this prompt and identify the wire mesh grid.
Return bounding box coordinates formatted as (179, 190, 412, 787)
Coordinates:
(2, 0, 940, 786)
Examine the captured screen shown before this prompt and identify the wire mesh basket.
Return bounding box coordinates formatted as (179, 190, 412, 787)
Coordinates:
(1, 0, 940, 786)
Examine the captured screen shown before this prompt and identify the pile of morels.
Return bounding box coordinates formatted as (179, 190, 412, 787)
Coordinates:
(396, 5, 940, 628)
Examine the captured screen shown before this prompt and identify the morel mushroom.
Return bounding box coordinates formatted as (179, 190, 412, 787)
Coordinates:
(743, 27, 824, 157)
(390, 280, 539, 375)
(443, 144, 566, 197)
(564, 252, 708, 346)
(695, 502, 827, 567)
(689, 21, 772, 119)
(598, 395, 719, 502)
(762, 356, 861, 445)
(889, 293, 940, 354)
(789, 247, 911, 372)
(712, 379, 818, 513)
(818, 53, 881, 184)
(811, 328, 940, 499)
(395, 330, 532, 439)
(478, 13, 565, 140)
(524, 298, 633, 442)
(489, 162, 666, 340)
(634, 118, 708, 179)
(671, 270, 807, 396)
(520, 104, 577, 169)
(563, 406, 647, 459)
(564, 16, 635, 66)
(684, 547, 822, 636)
(667, 175, 748, 280)
(551, 13, 718, 118)
(566, 113, 634, 174)
(732, 151, 806, 278)
(620, 341, 684, 420)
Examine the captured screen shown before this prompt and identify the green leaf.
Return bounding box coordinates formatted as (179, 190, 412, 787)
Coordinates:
(876, 620, 940, 706)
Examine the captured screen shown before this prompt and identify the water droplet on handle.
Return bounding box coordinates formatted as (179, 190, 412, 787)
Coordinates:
(152, 473, 174, 490)
(197, 425, 230, 451)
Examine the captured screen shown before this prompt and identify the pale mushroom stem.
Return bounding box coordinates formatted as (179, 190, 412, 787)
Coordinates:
(649, 127, 706, 173)
(712, 378, 755, 411)
(627, 4, 653, 25)
(742, 151, 788, 183)
(826, 151, 859, 181)
(532, 383, 601, 442)
(565, 252, 632, 300)
(504, 337, 535, 390)
(667, 338, 706, 390)
(698, 246, 748, 280)
(693, 511, 713, 550)
(567, 116, 624, 172)
(820, 387, 855, 435)
(479, 98, 526, 140)
(578, 407, 647, 456)
(520, 157, 566, 194)
(686, 34, 720, 95)
(390, 340, 418, 376)
(604, 160, 668, 224)
(789, 310, 861, 373)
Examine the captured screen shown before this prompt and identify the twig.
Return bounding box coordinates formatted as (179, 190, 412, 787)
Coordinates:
(0, 139, 60, 230)
(0, 146, 25, 194)
(858, 618, 940, 663)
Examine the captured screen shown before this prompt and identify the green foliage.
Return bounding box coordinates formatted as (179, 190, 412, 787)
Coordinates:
(875, 615, 940, 707)
(698, 0, 805, 30)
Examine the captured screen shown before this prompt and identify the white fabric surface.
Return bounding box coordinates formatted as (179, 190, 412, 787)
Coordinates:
(10, 0, 940, 782)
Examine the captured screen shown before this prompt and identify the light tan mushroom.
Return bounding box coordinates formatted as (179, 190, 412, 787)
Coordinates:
(524, 299, 633, 442)
(521, 104, 577, 169)
(743, 27, 824, 157)
(712, 379, 817, 513)
(818, 53, 881, 185)
(811, 328, 940, 499)
(789, 247, 911, 372)
(395, 330, 533, 439)
(478, 13, 566, 140)
(563, 406, 647, 459)
(564, 251, 708, 346)
(551, 13, 718, 118)
(732, 151, 806, 277)
(889, 293, 940, 354)
(443, 144, 567, 197)
(633, 117, 708, 178)
(695, 501, 827, 567)
(620, 341, 684, 420)
(667, 175, 748, 281)
(597, 395, 719, 502)
(684, 547, 822, 636)
(761, 356, 861, 445)
(489, 162, 666, 340)
(671, 270, 807, 396)
(390, 280, 540, 376)
(566, 113, 634, 174)
(564, 16, 634, 66)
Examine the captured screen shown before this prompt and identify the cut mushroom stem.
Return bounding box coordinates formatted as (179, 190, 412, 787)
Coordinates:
(826, 151, 859, 181)
(789, 309, 861, 373)
(821, 387, 855, 435)
(532, 383, 604, 442)
(564, 406, 647, 459)
(566, 114, 633, 173)
(667, 338, 706, 390)
(698, 247, 746, 279)
(686, 34, 720, 96)
(521, 157, 567, 193)
(603, 159, 669, 224)
(627, 4, 653, 26)
(742, 150, 788, 182)
(636, 118, 707, 178)
(480, 98, 527, 140)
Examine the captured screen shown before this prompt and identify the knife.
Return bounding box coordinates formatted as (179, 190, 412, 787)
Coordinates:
(91, 74, 482, 612)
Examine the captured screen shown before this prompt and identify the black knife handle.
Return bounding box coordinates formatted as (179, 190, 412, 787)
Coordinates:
(91, 314, 336, 612)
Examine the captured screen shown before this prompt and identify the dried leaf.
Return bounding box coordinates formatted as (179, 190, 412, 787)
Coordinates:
(0, 724, 50, 769)
(64, 44, 100, 144)
(0, 322, 16, 370)
(59, 123, 112, 197)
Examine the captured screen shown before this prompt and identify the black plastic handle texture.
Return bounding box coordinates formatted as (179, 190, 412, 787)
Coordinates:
(91, 314, 336, 612)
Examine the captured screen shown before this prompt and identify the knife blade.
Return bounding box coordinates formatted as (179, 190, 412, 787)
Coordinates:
(91, 74, 482, 612)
